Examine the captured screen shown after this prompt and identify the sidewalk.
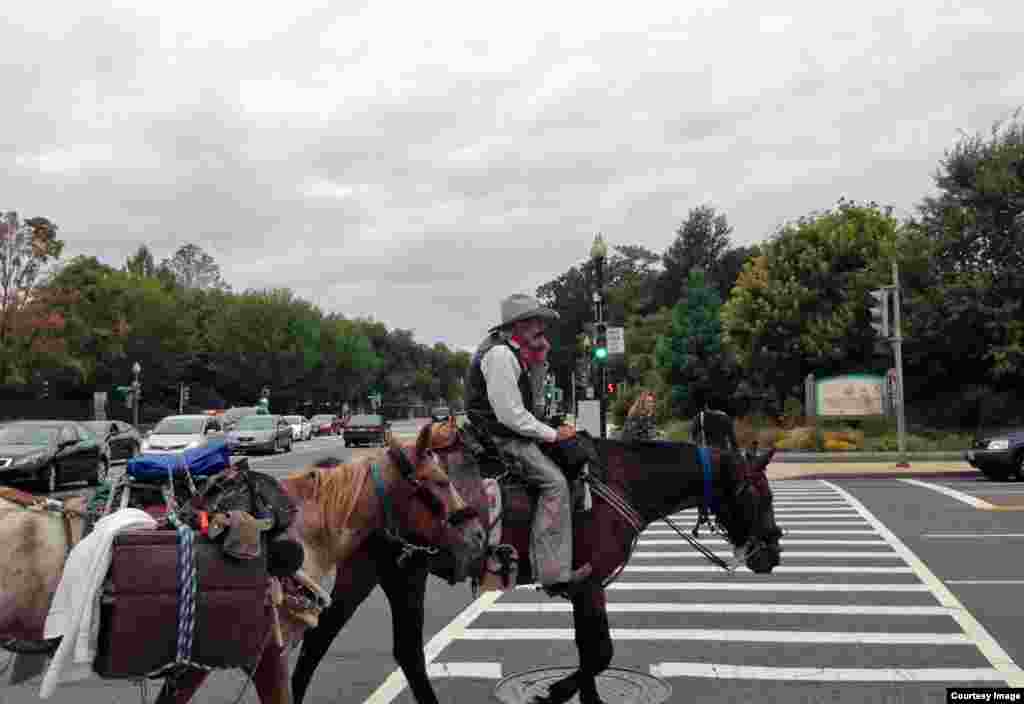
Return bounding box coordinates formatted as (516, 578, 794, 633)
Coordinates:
(766, 459, 976, 481)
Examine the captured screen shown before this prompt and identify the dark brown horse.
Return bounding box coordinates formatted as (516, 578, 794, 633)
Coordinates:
(292, 418, 781, 704)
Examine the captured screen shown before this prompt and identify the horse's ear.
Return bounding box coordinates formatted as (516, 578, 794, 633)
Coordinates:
(415, 422, 432, 462)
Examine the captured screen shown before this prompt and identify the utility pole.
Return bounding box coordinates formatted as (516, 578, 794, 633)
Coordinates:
(591, 233, 608, 439)
(892, 261, 908, 466)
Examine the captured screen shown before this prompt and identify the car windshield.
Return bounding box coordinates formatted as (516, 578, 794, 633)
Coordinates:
(153, 417, 206, 434)
(284, 416, 303, 424)
(0, 425, 60, 445)
(312, 416, 333, 423)
(82, 421, 113, 435)
(351, 415, 382, 425)
(237, 416, 275, 430)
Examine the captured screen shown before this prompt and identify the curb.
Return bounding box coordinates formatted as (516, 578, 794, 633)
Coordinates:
(768, 470, 979, 481)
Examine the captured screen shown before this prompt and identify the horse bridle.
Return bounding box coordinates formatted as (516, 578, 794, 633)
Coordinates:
(372, 446, 478, 567)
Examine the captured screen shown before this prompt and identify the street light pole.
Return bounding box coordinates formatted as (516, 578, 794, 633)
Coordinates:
(591, 233, 608, 439)
(131, 361, 141, 428)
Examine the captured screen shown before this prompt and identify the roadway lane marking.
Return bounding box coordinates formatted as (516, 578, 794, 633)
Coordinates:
(489, 603, 956, 616)
(823, 480, 1024, 686)
(639, 539, 889, 546)
(596, 582, 933, 592)
(632, 551, 902, 559)
(459, 628, 969, 645)
(363, 590, 503, 704)
(623, 565, 914, 574)
(900, 478, 1024, 511)
(649, 663, 1005, 682)
(922, 533, 1024, 538)
(428, 662, 503, 678)
(946, 580, 1024, 585)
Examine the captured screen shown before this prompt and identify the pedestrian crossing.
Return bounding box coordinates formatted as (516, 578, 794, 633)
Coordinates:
(365, 479, 1024, 703)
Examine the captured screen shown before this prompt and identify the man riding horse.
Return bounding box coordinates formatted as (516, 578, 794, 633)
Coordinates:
(465, 293, 593, 596)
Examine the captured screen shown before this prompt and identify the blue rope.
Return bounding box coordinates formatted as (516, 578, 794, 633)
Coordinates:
(170, 515, 196, 664)
(371, 463, 392, 532)
(698, 446, 717, 516)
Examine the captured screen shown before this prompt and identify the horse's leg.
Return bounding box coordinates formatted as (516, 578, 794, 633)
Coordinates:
(152, 669, 210, 704)
(573, 587, 613, 704)
(377, 558, 438, 704)
(530, 588, 613, 704)
(292, 544, 381, 704)
(251, 640, 292, 704)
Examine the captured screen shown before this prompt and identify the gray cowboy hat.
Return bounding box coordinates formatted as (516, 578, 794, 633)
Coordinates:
(489, 294, 560, 332)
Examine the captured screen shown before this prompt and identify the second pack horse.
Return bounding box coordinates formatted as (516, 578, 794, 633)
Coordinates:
(292, 416, 782, 704)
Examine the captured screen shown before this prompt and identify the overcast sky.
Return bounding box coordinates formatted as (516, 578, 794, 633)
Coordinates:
(4, 1, 1021, 352)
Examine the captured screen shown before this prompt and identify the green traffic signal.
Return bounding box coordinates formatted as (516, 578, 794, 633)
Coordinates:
(593, 347, 608, 361)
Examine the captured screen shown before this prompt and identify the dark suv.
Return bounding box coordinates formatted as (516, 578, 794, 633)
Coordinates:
(965, 426, 1024, 480)
(344, 414, 391, 447)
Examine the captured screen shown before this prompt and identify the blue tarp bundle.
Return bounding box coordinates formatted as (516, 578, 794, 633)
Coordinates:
(127, 440, 231, 481)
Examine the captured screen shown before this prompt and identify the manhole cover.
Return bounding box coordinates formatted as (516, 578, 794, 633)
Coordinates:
(493, 667, 671, 704)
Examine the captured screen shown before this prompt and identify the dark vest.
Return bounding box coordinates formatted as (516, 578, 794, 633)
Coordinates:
(465, 333, 535, 440)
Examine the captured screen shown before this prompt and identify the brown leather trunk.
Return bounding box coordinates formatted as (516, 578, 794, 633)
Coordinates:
(94, 528, 270, 679)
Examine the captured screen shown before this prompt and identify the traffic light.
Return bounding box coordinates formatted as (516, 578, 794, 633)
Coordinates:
(868, 289, 890, 338)
(607, 382, 616, 395)
(593, 323, 608, 361)
(41, 380, 49, 399)
(182, 385, 190, 405)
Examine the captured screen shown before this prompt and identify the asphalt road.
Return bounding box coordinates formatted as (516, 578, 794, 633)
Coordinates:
(7, 454, 1024, 703)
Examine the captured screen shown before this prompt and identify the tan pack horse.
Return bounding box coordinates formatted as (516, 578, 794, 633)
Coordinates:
(0, 423, 486, 704)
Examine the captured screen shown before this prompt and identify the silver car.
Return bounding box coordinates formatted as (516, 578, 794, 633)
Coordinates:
(227, 414, 293, 454)
(142, 415, 224, 453)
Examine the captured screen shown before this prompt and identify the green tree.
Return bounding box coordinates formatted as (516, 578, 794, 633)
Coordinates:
(721, 200, 902, 406)
(655, 268, 734, 417)
(161, 243, 229, 291)
(655, 205, 733, 310)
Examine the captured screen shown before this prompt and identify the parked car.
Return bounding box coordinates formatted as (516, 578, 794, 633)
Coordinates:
(431, 406, 451, 422)
(142, 414, 224, 453)
(310, 414, 341, 437)
(81, 420, 142, 461)
(0, 419, 107, 492)
(344, 414, 391, 447)
(965, 425, 1024, 480)
(227, 414, 294, 454)
(222, 406, 261, 432)
(283, 415, 312, 441)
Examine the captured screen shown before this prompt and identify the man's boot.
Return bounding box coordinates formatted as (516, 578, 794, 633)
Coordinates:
(544, 563, 593, 598)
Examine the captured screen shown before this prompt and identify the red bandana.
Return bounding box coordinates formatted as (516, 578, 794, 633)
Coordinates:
(510, 335, 547, 368)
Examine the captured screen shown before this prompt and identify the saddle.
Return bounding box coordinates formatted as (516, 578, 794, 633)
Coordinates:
(459, 422, 597, 592)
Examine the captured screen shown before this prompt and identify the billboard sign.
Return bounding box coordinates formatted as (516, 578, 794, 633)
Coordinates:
(815, 374, 885, 416)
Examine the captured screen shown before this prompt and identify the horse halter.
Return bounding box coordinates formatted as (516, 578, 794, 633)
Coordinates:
(371, 446, 477, 567)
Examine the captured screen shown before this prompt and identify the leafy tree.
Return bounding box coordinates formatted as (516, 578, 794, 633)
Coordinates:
(721, 200, 901, 406)
(0, 212, 64, 383)
(655, 205, 733, 310)
(655, 268, 735, 417)
(124, 245, 157, 278)
(904, 112, 1024, 392)
(161, 243, 229, 291)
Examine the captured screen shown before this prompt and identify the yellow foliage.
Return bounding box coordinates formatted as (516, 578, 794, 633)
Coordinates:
(775, 427, 816, 450)
(823, 430, 864, 448)
(824, 438, 857, 451)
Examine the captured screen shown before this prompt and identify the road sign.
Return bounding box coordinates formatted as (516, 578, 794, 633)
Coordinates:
(606, 326, 625, 355)
(577, 400, 600, 436)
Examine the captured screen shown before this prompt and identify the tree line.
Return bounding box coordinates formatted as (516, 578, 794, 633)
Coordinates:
(0, 235, 470, 422)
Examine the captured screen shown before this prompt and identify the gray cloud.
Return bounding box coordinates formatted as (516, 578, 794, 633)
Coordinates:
(3, 1, 1022, 352)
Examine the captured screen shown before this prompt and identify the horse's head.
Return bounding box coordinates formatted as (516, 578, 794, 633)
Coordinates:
(383, 422, 486, 583)
(713, 448, 782, 574)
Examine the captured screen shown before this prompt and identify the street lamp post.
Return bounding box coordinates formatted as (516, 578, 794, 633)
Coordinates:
(131, 362, 141, 428)
(591, 233, 608, 439)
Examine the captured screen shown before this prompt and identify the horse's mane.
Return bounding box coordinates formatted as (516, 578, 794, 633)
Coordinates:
(292, 457, 372, 536)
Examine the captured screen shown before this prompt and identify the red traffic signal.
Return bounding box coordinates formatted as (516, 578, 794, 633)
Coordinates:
(607, 383, 616, 394)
